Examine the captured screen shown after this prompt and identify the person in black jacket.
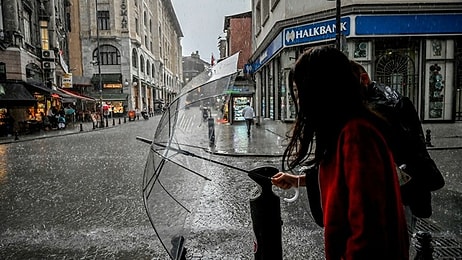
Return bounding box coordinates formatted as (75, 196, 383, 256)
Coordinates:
(351, 61, 445, 232)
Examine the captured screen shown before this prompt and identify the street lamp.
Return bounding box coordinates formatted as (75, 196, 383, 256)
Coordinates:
(327, 0, 341, 50)
(95, 0, 104, 128)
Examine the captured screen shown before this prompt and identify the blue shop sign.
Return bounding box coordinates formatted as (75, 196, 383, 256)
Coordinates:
(284, 17, 350, 47)
(356, 14, 462, 35)
(252, 32, 283, 72)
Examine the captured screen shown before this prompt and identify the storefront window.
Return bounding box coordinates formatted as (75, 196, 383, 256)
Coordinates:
(428, 63, 445, 118)
(281, 69, 295, 121)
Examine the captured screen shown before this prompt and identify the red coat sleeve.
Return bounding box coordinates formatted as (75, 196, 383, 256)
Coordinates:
(319, 118, 409, 260)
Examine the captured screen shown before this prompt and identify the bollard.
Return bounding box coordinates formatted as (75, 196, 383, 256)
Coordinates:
(80, 123, 83, 132)
(248, 167, 283, 260)
(106, 118, 108, 127)
(414, 231, 434, 260)
(137, 114, 139, 120)
(124, 117, 126, 123)
(14, 131, 19, 141)
(93, 122, 95, 130)
(425, 129, 433, 147)
(118, 117, 121, 124)
(113, 118, 115, 126)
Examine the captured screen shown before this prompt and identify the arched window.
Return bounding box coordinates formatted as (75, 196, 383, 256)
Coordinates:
(132, 48, 138, 68)
(146, 61, 150, 76)
(151, 65, 155, 77)
(140, 55, 145, 72)
(93, 45, 121, 65)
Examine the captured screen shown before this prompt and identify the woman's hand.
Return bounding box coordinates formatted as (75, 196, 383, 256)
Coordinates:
(271, 172, 299, 190)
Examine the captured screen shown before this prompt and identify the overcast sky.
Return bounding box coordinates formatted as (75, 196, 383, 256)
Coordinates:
(171, 0, 251, 62)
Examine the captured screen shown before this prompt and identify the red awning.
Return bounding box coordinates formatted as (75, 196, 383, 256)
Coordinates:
(58, 88, 96, 102)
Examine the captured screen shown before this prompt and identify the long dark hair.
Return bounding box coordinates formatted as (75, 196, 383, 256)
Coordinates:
(283, 46, 377, 170)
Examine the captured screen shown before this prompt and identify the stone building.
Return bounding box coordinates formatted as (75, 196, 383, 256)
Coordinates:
(0, 0, 72, 130)
(249, 0, 462, 123)
(70, 0, 183, 114)
(182, 51, 209, 85)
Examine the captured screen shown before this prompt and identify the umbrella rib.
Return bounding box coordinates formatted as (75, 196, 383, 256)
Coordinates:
(157, 179, 192, 214)
(144, 155, 165, 198)
(144, 154, 192, 214)
(152, 141, 255, 175)
(150, 146, 212, 181)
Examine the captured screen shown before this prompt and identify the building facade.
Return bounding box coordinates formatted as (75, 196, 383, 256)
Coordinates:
(182, 51, 209, 85)
(220, 11, 254, 124)
(73, 0, 183, 115)
(250, 0, 462, 123)
(0, 0, 73, 134)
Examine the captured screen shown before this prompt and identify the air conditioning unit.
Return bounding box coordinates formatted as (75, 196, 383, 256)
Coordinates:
(43, 61, 56, 70)
(42, 50, 55, 60)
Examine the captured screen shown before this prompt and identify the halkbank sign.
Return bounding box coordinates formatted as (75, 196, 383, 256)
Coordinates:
(284, 17, 350, 47)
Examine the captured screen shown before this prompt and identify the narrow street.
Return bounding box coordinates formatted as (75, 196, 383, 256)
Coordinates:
(0, 117, 461, 259)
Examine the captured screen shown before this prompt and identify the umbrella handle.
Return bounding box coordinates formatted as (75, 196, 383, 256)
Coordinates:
(282, 173, 301, 202)
(282, 187, 299, 203)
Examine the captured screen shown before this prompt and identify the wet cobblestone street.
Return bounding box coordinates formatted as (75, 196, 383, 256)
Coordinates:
(0, 116, 461, 259)
(0, 119, 166, 259)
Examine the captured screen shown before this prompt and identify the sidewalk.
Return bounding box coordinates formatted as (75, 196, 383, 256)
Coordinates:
(212, 120, 462, 156)
(0, 117, 130, 145)
(3, 117, 461, 151)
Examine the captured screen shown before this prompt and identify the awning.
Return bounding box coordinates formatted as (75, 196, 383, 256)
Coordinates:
(58, 88, 96, 102)
(91, 73, 122, 84)
(72, 76, 92, 87)
(0, 82, 37, 107)
(23, 82, 59, 95)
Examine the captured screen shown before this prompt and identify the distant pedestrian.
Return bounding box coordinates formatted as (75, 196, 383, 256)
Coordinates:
(241, 102, 254, 136)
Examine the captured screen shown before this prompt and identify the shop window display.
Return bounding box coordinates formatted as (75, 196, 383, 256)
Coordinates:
(429, 63, 445, 118)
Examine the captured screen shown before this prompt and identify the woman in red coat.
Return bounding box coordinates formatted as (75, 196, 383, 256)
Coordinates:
(271, 46, 409, 259)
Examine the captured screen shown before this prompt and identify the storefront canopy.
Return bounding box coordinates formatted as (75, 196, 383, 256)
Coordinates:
(23, 81, 60, 96)
(58, 88, 96, 102)
(0, 82, 37, 107)
(91, 73, 122, 84)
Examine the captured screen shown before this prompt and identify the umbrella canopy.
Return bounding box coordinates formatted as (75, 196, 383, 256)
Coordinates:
(142, 52, 267, 259)
(0, 83, 37, 107)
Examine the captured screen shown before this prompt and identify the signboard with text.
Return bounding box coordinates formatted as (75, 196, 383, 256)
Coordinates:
(62, 73, 72, 88)
(284, 17, 350, 47)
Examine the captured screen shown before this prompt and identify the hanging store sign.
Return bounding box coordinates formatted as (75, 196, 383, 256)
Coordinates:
(62, 73, 72, 88)
(104, 83, 122, 89)
(120, 0, 128, 29)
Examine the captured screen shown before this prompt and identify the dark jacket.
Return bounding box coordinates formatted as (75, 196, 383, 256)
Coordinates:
(367, 82, 445, 218)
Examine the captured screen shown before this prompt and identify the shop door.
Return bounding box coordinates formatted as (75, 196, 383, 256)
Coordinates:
(232, 96, 252, 122)
(375, 52, 419, 105)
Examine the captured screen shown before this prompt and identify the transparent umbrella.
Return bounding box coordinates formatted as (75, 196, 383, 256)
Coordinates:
(140, 53, 280, 259)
